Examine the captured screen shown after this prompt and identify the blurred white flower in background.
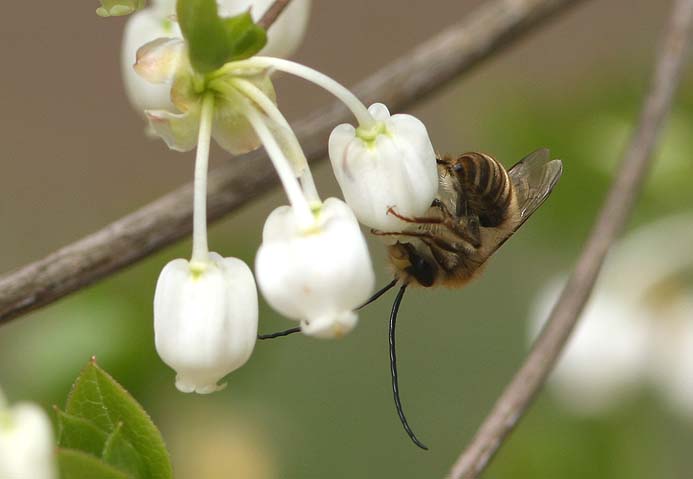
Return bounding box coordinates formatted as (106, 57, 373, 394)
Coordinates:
(121, 0, 311, 114)
(0, 389, 57, 479)
(529, 213, 693, 417)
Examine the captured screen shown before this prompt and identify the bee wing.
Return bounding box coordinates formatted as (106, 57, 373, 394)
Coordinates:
(508, 148, 563, 225)
(479, 148, 562, 259)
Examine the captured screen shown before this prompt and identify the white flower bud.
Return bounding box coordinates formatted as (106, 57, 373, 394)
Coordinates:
(328, 103, 438, 232)
(0, 393, 57, 479)
(121, 7, 182, 113)
(255, 198, 375, 339)
(154, 253, 258, 394)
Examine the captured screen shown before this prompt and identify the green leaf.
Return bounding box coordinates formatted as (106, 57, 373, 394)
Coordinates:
(55, 408, 108, 457)
(102, 422, 147, 479)
(96, 0, 146, 17)
(57, 449, 133, 479)
(65, 359, 173, 479)
(223, 12, 268, 62)
(177, 0, 267, 73)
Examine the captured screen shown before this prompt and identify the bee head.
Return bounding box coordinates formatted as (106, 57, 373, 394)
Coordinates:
(387, 242, 436, 287)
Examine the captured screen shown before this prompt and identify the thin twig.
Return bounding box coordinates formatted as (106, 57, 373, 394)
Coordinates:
(257, 0, 292, 30)
(0, 0, 588, 324)
(448, 0, 693, 477)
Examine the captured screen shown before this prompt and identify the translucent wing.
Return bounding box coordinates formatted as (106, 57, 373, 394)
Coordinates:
(508, 148, 563, 226)
(479, 148, 562, 258)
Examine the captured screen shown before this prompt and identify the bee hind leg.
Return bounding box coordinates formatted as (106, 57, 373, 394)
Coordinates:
(371, 230, 462, 253)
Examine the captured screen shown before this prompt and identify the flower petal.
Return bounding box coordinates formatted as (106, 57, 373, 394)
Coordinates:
(145, 108, 201, 152)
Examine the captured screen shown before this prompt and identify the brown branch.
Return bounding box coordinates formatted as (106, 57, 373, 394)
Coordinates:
(256, 0, 292, 30)
(0, 0, 589, 325)
(447, 0, 693, 477)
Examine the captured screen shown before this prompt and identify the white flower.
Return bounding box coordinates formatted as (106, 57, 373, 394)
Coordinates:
(530, 279, 650, 415)
(529, 214, 693, 416)
(121, 3, 182, 113)
(132, 37, 276, 154)
(121, 0, 311, 114)
(328, 103, 438, 232)
(255, 198, 375, 339)
(154, 253, 258, 394)
(0, 391, 57, 479)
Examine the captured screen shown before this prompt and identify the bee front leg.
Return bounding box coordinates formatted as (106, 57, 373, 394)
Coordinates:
(385, 207, 444, 225)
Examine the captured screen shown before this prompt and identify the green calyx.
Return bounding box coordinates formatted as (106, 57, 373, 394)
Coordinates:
(177, 0, 268, 74)
(95, 0, 146, 17)
(355, 121, 389, 146)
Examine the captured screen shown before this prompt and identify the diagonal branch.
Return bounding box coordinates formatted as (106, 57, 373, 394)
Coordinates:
(0, 0, 588, 324)
(447, 0, 693, 477)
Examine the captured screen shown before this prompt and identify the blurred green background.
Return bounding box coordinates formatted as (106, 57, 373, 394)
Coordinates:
(1, 0, 693, 478)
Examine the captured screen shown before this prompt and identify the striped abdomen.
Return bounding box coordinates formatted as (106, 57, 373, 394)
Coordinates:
(441, 152, 512, 227)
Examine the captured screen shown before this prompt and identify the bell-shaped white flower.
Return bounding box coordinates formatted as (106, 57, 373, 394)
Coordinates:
(255, 198, 375, 339)
(328, 103, 438, 232)
(154, 253, 259, 394)
(0, 392, 57, 479)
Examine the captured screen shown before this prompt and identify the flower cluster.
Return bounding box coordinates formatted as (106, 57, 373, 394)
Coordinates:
(529, 214, 693, 417)
(115, 0, 438, 393)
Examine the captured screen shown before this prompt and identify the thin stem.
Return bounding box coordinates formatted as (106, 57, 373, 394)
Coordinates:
(243, 105, 315, 229)
(190, 94, 215, 268)
(230, 78, 321, 204)
(257, 0, 292, 30)
(226, 57, 376, 129)
(448, 0, 693, 476)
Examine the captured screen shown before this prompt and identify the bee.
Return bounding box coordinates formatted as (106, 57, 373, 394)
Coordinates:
(361, 148, 563, 449)
(259, 148, 563, 451)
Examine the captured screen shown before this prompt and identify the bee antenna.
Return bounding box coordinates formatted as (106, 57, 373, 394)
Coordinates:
(357, 278, 398, 310)
(389, 283, 429, 450)
(258, 327, 301, 340)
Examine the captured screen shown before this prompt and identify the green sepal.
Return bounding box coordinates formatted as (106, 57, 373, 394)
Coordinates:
(57, 449, 133, 479)
(96, 0, 146, 17)
(177, 0, 267, 73)
(55, 408, 108, 457)
(222, 11, 268, 62)
(64, 358, 173, 479)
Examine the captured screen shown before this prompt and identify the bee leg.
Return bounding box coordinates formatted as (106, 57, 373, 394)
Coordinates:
(371, 230, 462, 254)
(389, 283, 429, 450)
(386, 207, 445, 225)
